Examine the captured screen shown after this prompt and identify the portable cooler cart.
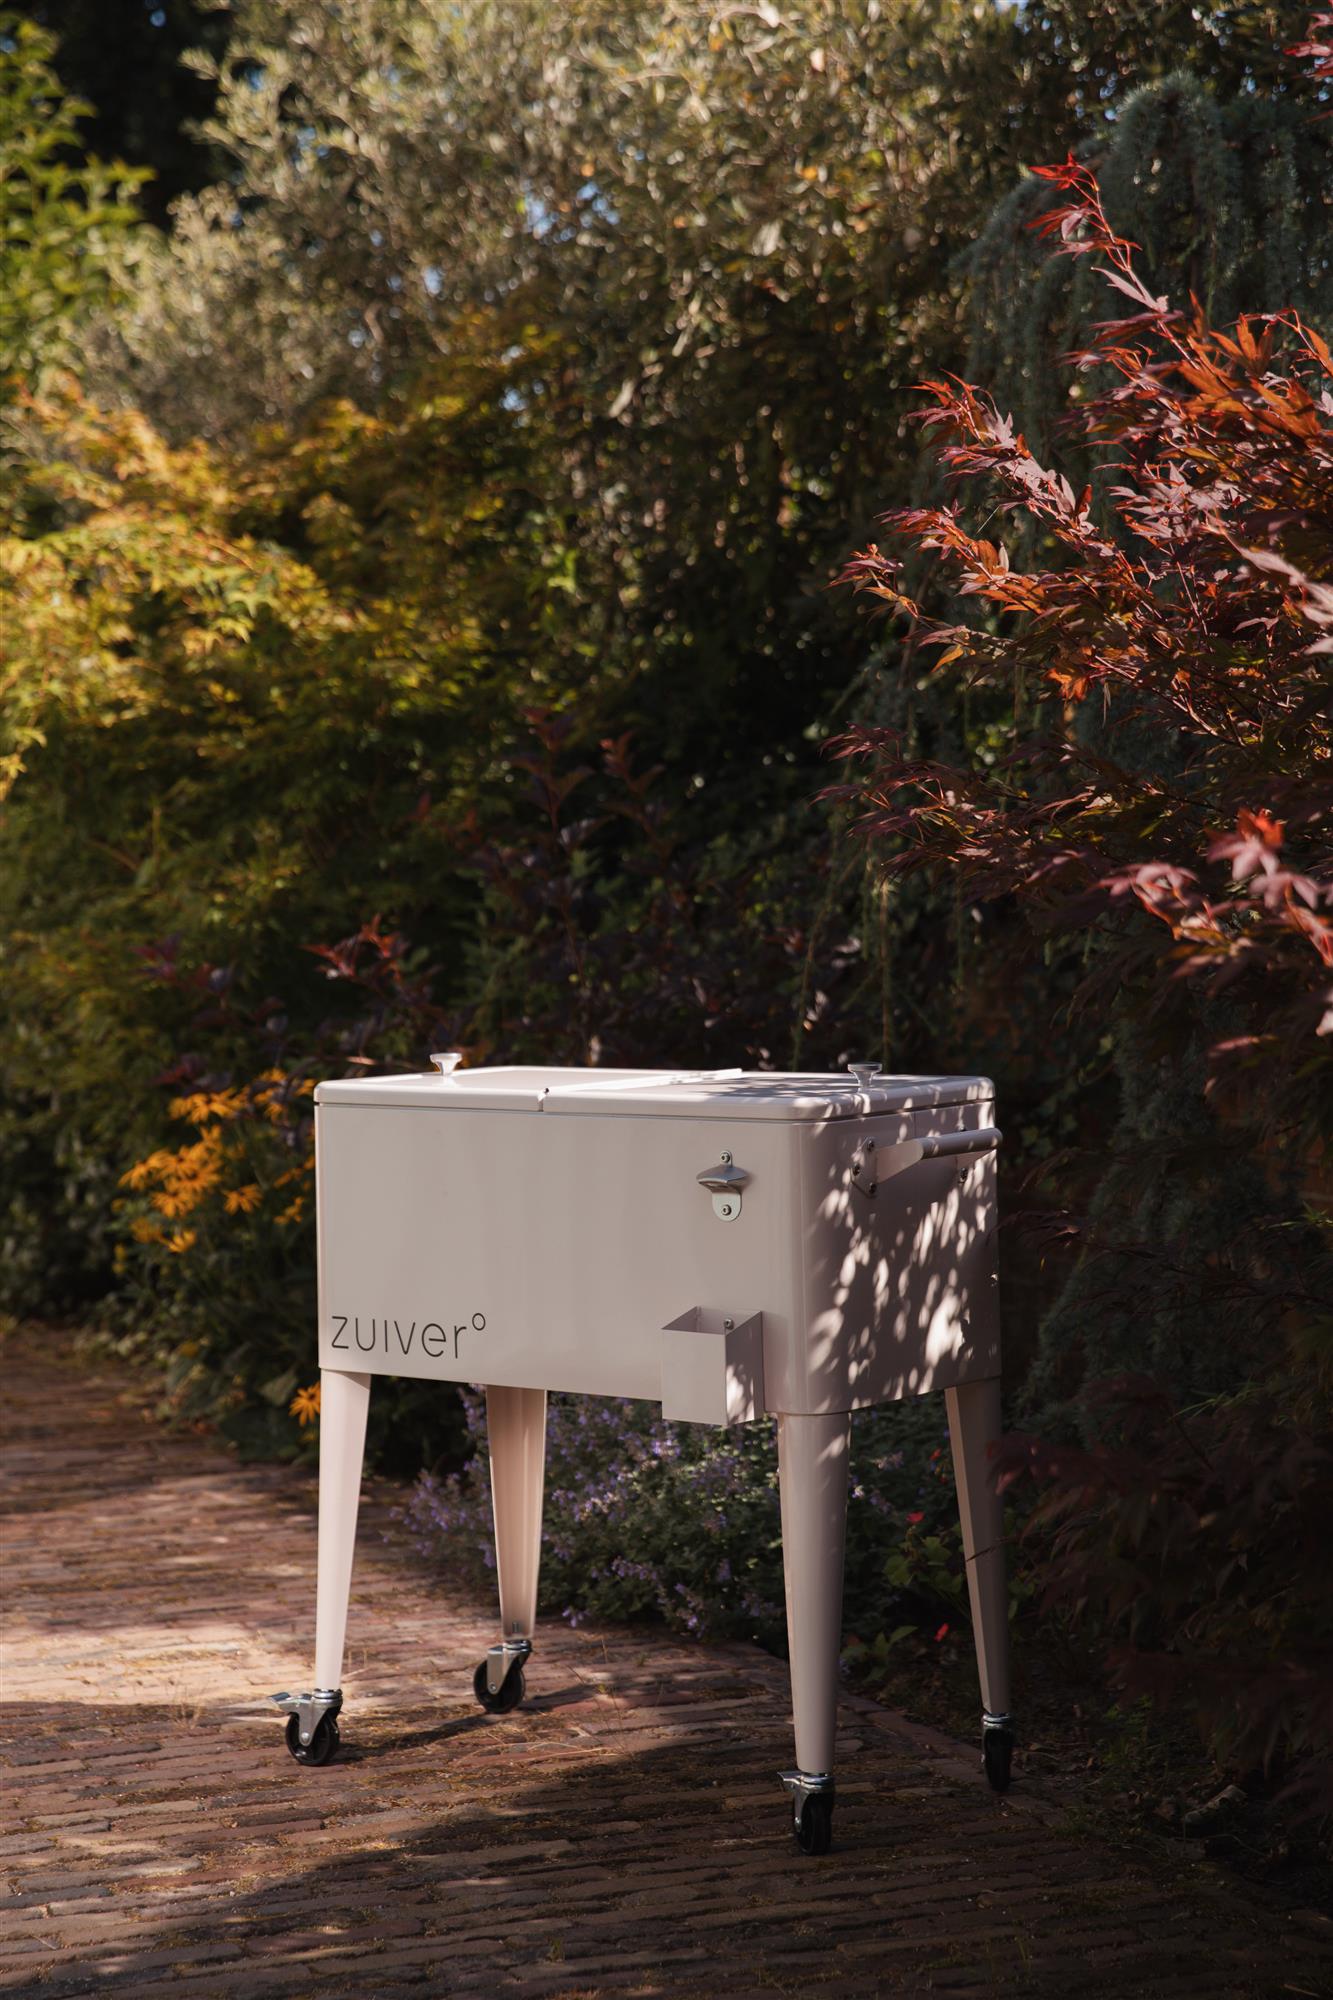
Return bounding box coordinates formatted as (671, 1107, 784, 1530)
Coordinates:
(273, 1060, 1014, 1855)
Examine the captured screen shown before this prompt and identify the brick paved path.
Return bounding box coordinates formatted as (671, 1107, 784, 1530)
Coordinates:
(2, 1338, 1328, 1999)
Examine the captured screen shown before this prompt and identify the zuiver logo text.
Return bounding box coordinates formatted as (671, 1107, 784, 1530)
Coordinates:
(329, 1313, 486, 1361)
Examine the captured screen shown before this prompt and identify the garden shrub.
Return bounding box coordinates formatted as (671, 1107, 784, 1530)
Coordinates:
(997, 1364, 1333, 1817)
(7, 2, 1328, 1463)
(109, 919, 470, 1472)
(403, 1384, 973, 1653)
(4, 5, 1331, 1821)
(0, 384, 497, 1377)
(0, 14, 143, 396)
(836, 142, 1333, 1799)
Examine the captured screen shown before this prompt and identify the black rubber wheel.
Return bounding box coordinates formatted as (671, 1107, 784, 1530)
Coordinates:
(473, 1659, 525, 1714)
(983, 1727, 1014, 1794)
(794, 1796, 833, 1856)
(285, 1712, 340, 1767)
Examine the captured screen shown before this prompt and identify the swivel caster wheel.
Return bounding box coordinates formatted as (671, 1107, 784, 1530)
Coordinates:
(473, 1658, 525, 1714)
(285, 1712, 340, 1767)
(983, 1721, 1014, 1794)
(793, 1794, 833, 1856)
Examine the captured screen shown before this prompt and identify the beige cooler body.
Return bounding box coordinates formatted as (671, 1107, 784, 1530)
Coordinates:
(278, 1065, 1014, 1854)
(315, 1067, 1000, 1414)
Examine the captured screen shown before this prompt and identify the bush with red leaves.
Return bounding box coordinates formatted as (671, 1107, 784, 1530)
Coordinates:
(836, 154, 1332, 1141)
(834, 135, 1333, 1809)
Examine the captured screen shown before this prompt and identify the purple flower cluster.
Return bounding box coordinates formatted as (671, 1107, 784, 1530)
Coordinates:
(400, 1390, 963, 1650)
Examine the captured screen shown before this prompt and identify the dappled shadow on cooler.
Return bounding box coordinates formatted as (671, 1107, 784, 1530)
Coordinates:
(774, 1107, 999, 1413)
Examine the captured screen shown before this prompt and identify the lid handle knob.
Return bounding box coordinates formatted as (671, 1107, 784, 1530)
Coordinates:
(848, 1061, 882, 1090)
(429, 1051, 462, 1075)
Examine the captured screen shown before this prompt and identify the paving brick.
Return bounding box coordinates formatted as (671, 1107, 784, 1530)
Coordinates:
(0, 1336, 1314, 2000)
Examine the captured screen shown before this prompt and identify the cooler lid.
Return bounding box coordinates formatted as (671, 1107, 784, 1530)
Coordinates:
(315, 1064, 992, 1118)
(544, 1069, 992, 1120)
(314, 1065, 643, 1111)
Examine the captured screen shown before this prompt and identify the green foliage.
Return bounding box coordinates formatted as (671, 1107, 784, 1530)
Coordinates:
(405, 1385, 969, 1651)
(0, 371, 542, 1350)
(1000, 1350, 1333, 1815)
(98, 0, 1306, 822)
(105, 921, 470, 1472)
(1027, 1028, 1315, 1428)
(0, 14, 143, 393)
(839, 147, 1333, 1796)
(962, 63, 1333, 463)
(89, 2, 1030, 824)
(25, 1, 232, 226)
(448, 714, 873, 1070)
(0, 370, 869, 1446)
(102, 0, 1015, 433)
(5, 0, 1333, 1835)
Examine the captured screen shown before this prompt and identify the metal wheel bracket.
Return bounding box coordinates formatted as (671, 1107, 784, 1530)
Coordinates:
(779, 1768, 835, 1817)
(485, 1638, 532, 1698)
(272, 1687, 342, 1748)
(982, 1710, 1016, 1791)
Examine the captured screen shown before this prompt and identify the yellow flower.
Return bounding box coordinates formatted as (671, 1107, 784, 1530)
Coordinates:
(121, 1148, 176, 1189)
(290, 1382, 321, 1426)
(223, 1183, 263, 1215)
(169, 1088, 245, 1126)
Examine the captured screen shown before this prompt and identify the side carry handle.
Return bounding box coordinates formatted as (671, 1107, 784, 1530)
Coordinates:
(851, 1125, 1001, 1198)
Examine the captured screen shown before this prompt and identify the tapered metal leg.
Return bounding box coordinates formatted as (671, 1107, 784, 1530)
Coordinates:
(314, 1367, 372, 1690)
(479, 1385, 547, 1701)
(274, 1365, 371, 1760)
(946, 1376, 1013, 1786)
(777, 1411, 850, 1822)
